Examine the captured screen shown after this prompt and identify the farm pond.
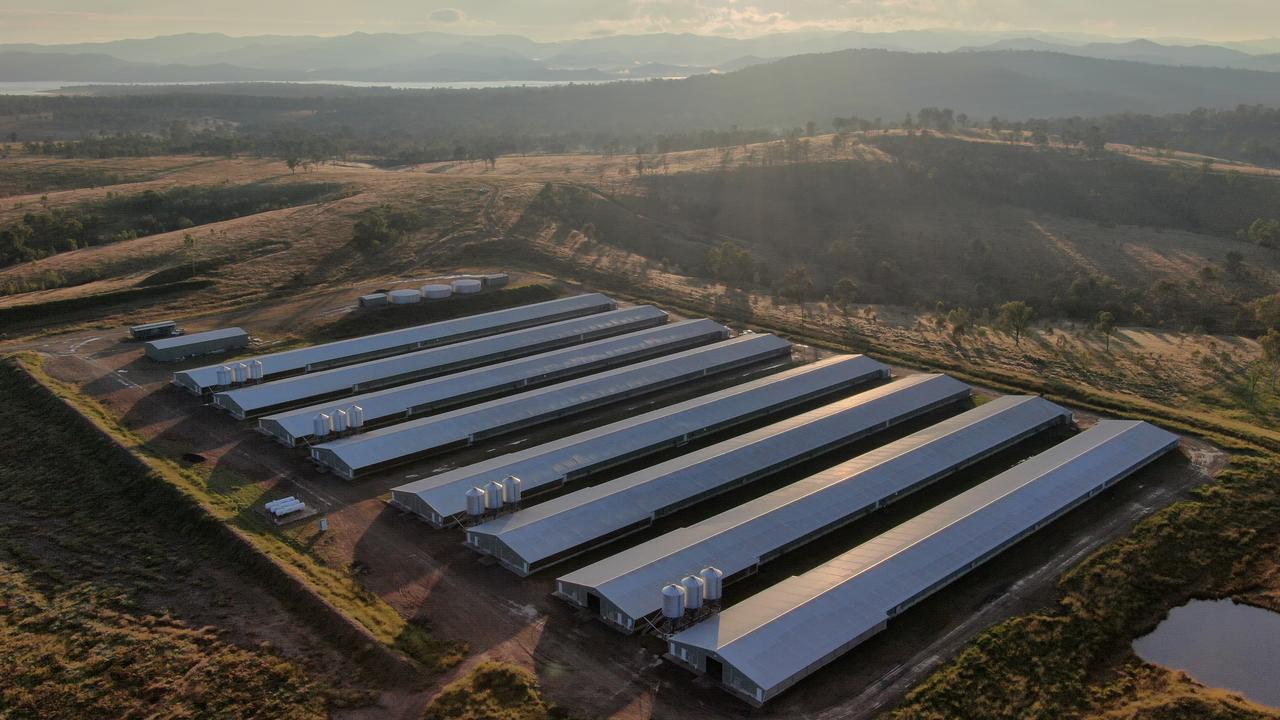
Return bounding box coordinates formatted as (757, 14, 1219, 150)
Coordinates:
(1133, 598, 1280, 709)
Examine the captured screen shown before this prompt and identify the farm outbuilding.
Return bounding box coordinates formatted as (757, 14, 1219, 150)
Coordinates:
(464, 373, 973, 576)
(556, 395, 1072, 631)
(171, 293, 616, 393)
(256, 318, 728, 444)
(213, 306, 670, 420)
(309, 333, 793, 479)
(390, 354, 891, 527)
(665, 420, 1179, 706)
(129, 320, 177, 340)
(144, 327, 248, 362)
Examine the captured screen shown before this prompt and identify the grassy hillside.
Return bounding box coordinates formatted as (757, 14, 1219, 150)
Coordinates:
(0, 360, 372, 717)
(537, 136, 1280, 331)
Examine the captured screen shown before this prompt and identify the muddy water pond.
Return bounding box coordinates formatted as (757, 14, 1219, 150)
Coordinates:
(1133, 599, 1280, 708)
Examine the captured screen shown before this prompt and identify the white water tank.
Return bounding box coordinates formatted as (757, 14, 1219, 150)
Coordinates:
(501, 475, 522, 504)
(250, 359, 264, 381)
(483, 479, 505, 510)
(452, 278, 482, 295)
(348, 405, 365, 429)
(228, 363, 242, 383)
(389, 289, 422, 304)
(332, 408, 349, 433)
(273, 499, 305, 516)
(699, 567, 724, 601)
(465, 487, 486, 517)
(422, 283, 452, 300)
(216, 366, 232, 387)
(236, 362, 250, 383)
(661, 583, 686, 620)
(264, 496, 297, 512)
(681, 575, 705, 611)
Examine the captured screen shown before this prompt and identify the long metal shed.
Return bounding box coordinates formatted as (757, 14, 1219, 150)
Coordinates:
(666, 420, 1179, 706)
(391, 355, 892, 527)
(258, 318, 727, 445)
(171, 293, 616, 394)
(464, 374, 973, 576)
(145, 327, 249, 362)
(310, 333, 793, 480)
(557, 395, 1073, 632)
(214, 306, 671, 420)
(129, 320, 177, 340)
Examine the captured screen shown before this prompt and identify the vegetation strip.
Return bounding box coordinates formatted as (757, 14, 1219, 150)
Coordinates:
(6, 354, 464, 677)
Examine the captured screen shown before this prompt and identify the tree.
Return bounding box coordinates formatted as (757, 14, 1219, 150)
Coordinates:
(285, 156, 300, 173)
(996, 301, 1035, 345)
(1096, 311, 1117, 351)
(1225, 250, 1245, 278)
(945, 307, 971, 340)
(782, 265, 814, 306)
(805, 120, 817, 137)
(182, 233, 197, 277)
(706, 241, 757, 287)
(1256, 294, 1280, 331)
(832, 278, 858, 313)
(1084, 125, 1107, 159)
(1261, 329, 1280, 390)
(1241, 218, 1280, 248)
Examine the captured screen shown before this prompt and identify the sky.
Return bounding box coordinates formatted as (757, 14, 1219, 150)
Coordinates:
(1, 0, 1277, 45)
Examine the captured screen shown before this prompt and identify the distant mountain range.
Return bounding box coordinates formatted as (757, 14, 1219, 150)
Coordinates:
(50, 49, 1280, 130)
(959, 38, 1280, 72)
(4, 29, 1280, 84)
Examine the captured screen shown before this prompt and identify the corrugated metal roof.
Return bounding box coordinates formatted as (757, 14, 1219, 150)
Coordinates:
(172, 293, 615, 392)
(257, 318, 724, 442)
(669, 420, 1179, 699)
(392, 355, 891, 524)
(311, 333, 792, 476)
(146, 327, 246, 350)
(559, 395, 1072, 622)
(130, 320, 175, 332)
(216, 306, 671, 419)
(466, 374, 974, 570)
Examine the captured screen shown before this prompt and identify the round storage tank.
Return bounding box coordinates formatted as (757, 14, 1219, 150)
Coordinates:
(501, 475, 522, 504)
(452, 278, 482, 295)
(699, 567, 724, 601)
(422, 283, 452, 300)
(332, 408, 349, 433)
(465, 487, 486, 517)
(483, 480, 504, 510)
(681, 575, 705, 611)
(389, 289, 422, 304)
(313, 413, 333, 438)
(661, 584, 686, 619)
(348, 405, 365, 429)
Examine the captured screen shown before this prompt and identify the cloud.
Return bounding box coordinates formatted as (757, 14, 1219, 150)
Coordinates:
(429, 7, 463, 23)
